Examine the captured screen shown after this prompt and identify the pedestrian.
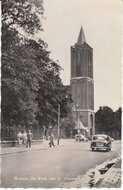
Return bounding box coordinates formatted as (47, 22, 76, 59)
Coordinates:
(22, 130, 27, 146)
(17, 131, 23, 146)
(49, 133, 55, 147)
(26, 130, 33, 148)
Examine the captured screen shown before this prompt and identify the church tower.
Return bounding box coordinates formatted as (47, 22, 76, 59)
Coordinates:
(70, 26, 95, 137)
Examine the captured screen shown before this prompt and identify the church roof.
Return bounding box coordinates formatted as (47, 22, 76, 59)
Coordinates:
(76, 26, 86, 45)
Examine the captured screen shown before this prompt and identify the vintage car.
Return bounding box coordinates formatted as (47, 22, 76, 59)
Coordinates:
(90, 134, 112, 151)
(75, 134, 88, 142)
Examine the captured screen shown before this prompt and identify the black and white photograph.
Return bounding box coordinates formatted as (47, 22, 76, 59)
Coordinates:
(1, 0, 122, 188)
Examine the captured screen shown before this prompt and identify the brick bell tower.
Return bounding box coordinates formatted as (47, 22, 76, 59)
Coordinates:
(70, 26, 95, 137)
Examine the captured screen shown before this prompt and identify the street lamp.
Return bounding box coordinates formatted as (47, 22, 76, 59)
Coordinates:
(75, 104, 80, 134)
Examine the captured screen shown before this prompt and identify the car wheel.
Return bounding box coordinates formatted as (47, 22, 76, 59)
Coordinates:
(106, 147, 110, 152)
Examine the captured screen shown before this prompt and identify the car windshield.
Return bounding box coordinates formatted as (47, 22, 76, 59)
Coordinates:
(93, 136, 106, 140)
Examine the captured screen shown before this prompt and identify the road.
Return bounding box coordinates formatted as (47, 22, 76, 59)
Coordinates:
(1, 140, 121, 188)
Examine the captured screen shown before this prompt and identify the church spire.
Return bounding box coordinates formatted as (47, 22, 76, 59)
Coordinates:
(76, 26, 86, 45)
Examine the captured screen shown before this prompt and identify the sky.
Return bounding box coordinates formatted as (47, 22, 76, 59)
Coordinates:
(38, 0, 122, 111)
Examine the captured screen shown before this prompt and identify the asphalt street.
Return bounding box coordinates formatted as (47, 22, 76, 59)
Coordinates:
(1, 140, 121, 188)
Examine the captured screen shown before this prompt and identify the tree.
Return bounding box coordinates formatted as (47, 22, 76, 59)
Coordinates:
(2, 0, 44, 34)
(2, 0, 44, 129)
(2, 0, 45, 126)
(95, 106, 122, 139)
(2, 33, 40, 126)
(1, 0, 73, 139)
(60, 109, 76, 138)
(36, 57, 73, 127)
(95, 106, 114, 133)
(113, 108, 122, 139)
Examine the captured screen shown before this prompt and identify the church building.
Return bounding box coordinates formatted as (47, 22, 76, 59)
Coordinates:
(70, 26, 95, 137)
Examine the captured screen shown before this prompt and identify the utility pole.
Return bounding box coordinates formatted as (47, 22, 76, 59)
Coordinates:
(57, 104, 60, 145)
(75, 104, 80, 134)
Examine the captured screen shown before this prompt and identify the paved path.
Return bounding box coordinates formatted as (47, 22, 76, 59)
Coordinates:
(1, 140, 121, 188)
(1, 141, 48, 155)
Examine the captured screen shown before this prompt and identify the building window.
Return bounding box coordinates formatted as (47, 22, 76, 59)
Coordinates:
(76, 50, 81, 76)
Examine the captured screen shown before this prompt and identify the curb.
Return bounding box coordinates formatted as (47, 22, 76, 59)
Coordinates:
(94, 168, 121, 188)
(93, 157, 121, 188)
(0, 144, 64, 155)
(0, 147, 48, 156)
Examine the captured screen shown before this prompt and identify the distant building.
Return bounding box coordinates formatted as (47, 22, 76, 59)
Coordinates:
(66, 26, 95, 137)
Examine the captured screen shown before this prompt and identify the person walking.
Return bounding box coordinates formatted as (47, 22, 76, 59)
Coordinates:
(26, 130, 33, 148)
(22, 130, 27, 146)
(49, 133, 55, 147)
(17, 131, 23, 146)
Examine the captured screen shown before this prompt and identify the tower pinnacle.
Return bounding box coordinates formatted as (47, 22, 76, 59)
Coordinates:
(76, 26, 86, 45)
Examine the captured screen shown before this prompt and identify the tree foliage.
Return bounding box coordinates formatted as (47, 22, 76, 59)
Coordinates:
(1, 0, 73, 134)
(95, 106, 122, 139)
(60, 108, 76, 138)
(2, 0, 44, 34)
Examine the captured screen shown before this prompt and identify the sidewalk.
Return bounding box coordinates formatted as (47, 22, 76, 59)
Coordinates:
(0, 139, 66, 155)
(94, 158, 121, 188)
(0, 140, 49, 155)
